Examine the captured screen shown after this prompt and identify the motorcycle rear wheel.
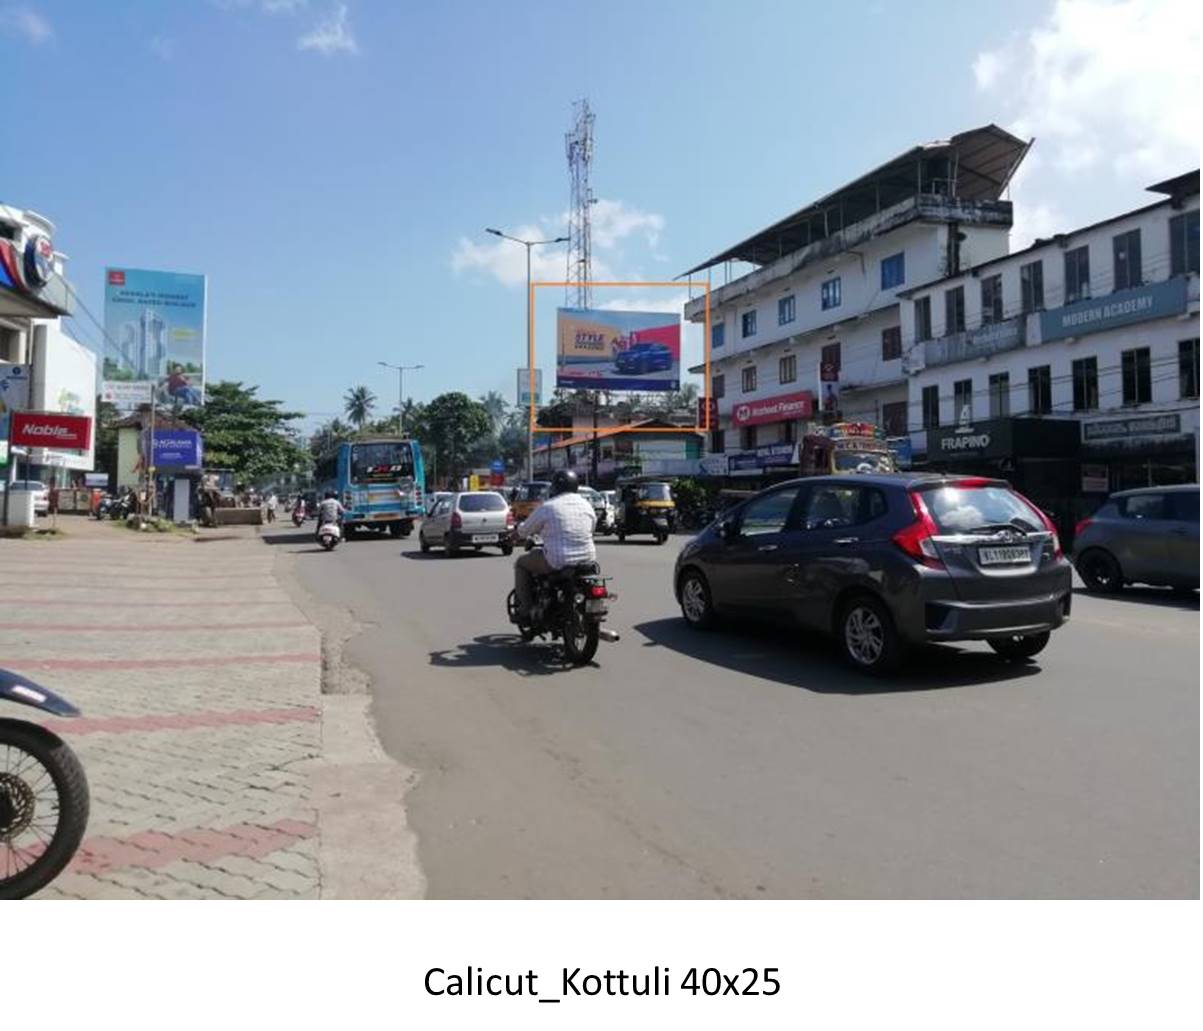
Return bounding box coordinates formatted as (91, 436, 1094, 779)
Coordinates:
(506, 590, 537, 642)
(562, 614, 600, 666)
(0, 720, 90, 900)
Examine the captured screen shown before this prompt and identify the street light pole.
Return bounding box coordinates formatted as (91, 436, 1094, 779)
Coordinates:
(377, 361, 423, 435)
(486, 228, 568, 482)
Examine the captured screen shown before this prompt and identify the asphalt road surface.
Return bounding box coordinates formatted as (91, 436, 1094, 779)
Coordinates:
(270, 525, 1199, 899)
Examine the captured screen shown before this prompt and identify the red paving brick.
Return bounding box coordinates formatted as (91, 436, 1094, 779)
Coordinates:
(41, 706, 320, 736)
(69, 818, 318, 875)
(0, 652, 320, 671)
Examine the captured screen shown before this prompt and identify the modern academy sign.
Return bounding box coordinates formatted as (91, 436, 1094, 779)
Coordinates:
(1040, 278, 1187, 343)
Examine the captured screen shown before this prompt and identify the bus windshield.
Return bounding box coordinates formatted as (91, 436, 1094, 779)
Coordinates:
(351, 441, 413, 482)
(833, 450, 894, 472)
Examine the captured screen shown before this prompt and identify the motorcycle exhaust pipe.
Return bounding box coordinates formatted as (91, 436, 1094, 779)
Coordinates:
(597, 627, 621, 643)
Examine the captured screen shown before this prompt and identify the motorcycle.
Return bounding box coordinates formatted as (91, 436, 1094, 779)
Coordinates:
(506, 562, 619, 666)
(292, 506, 305, 527)
(317, 520, 342, 551)
(0, 668, 90, 899)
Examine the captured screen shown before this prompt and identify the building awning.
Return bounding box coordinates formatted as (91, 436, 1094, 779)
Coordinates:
(682, 124, 1030, 275)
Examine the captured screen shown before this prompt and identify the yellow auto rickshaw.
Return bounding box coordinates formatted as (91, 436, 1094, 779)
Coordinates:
(614, 479, 677, 544)
(512, 480, 551, 522)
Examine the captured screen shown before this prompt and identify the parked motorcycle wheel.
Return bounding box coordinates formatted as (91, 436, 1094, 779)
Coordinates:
(319, 535, 338, 551)
(0, 719, 90, 900)
(561, 612, 599, 666)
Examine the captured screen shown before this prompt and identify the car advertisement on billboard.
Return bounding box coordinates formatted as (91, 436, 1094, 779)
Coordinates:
(556, 307, 680, 392)
(103, 267, 206, 408)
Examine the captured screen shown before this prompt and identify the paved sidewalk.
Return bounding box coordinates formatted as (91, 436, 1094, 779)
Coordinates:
(0, 517, 394, 899)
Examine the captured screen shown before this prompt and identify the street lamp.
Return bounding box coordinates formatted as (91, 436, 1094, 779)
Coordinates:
(485, 227, 569, 481)
(377, 361, 423, 435)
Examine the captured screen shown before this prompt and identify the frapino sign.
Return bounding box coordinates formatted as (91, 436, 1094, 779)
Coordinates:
(10, 411, 93, 451)
(731, 390, 814, 427)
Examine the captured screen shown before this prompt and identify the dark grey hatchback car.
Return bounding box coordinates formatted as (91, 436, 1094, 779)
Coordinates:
(674, 473, 1073, 675)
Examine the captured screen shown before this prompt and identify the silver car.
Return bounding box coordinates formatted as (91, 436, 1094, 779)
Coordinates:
(419, 491, 515, 557)
(1073, 484, 1199, 593)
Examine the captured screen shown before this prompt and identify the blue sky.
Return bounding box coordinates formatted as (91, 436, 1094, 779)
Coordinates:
(2, 0, 1196, 432)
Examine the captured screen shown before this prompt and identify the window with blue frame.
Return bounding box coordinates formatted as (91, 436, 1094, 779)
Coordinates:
(880, 252, 905, 290)
(821, 277, 841, 310)
(741, 310, 757, 337)
(711, 322, 725, 348)
(778, 294, 796, 325)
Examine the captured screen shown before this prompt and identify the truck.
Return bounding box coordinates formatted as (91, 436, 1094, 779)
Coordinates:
(799, 422, 897, 476)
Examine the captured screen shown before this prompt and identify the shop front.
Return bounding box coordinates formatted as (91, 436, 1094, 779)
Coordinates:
(924, 417, 1081, 539)
(1079, 412, 1198, 495)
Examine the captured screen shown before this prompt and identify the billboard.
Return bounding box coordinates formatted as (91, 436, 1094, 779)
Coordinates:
(31, 324, 97, 471)
(818, 360, 840, 418)
(556, 307, 680, 391)
(142, 429, 203, 469)
(516, 367, 543, 407)
(103, 267, 206, 408)
(102, 379, 154, 409)
(10, 411, 93, 451)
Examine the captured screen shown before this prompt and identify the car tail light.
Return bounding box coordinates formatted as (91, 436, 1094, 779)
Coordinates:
(451, 511, 462, 530)
(893, 491, 944, 568)
(1014, 490, 1062, 558)
(1074, 517, 1093, 539)
(588, 584, 607, 598)
(505, 509, 515, 527)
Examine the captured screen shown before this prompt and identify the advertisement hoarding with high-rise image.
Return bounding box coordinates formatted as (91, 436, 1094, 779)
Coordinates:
(103, 267, 206, 408)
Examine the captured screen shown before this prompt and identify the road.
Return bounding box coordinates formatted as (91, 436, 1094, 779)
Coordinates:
(269, 525, 1198, 899)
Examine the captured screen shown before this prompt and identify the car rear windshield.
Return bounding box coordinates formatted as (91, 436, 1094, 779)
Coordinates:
(458, 493, 506, 512)
(922, 484, 1043, 533)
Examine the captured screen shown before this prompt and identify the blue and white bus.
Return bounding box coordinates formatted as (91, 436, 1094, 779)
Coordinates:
(314, 436, 425, 537)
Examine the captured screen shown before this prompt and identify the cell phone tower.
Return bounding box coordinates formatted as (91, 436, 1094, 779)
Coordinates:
(565, 98, 595, 310)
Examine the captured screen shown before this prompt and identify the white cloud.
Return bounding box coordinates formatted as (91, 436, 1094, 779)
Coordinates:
(0, 5, 52, 44)
(451, 199, 665, 288)
(148, 35, 174, 61)
(212, 0, 307, 11)
(973, 0, 1200, 247)
(298, 2, 357, 55)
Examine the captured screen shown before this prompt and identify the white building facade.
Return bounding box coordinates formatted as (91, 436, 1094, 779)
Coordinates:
(899, 170, 1199, 512)
(683, 125, 1030, 477)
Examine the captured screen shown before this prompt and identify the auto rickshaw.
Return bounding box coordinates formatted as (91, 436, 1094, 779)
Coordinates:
(614, 479, 677, 544)
(512, 480, 551, 523)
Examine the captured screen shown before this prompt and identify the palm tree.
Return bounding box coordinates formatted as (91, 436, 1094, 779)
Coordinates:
(478, 390, 508, 433)
(343, 385, 376, 430)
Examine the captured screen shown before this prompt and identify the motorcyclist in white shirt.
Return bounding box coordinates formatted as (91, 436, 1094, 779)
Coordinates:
(315, 491, 345, 541)
(512, 469, 597, 623)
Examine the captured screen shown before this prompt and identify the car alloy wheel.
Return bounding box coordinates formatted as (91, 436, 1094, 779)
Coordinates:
(844, 605, 885, 666)
(679, 570, 714, 629)
(1078, 549, 1122, 593)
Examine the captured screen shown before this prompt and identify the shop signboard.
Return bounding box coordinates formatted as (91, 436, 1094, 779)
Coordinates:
(10, 411, 92, 451)
(697, 396, 718, 430)
(142, 429, 203, 469)
(818, 361, 840, 418)
(516, 368, 543, 407)
(102, 379, 154, 409)
(556, 308, 680, 391)
(731, 390, 814, 428)
(103, 267, 206, 408)
(1082, 413, 1182, 441)
(32, 328, 97, 472)
(1040, 278, 1188, 343)
(728, 442, 798, 472)
(0, 364, 30, 463)
(930, 419, 1012, 459)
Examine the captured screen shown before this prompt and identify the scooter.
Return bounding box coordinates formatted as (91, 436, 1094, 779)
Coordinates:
(317, 520, 342, 551)
(0, 668, 90, 899)
(292, 506, 305, 527)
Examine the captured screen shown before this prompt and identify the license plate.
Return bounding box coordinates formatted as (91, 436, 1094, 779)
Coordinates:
(979, 545, 1030, 565)
(473, 534, 499, 543)
(371, 513, 391, 520)
(585, 599, 608, 614)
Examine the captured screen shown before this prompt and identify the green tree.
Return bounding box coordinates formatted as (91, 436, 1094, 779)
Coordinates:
(478, 390, 508, 433)
(418, 392, 491, 485)
(343, 385, 376, 429)
(92, 398, 121, 486)
(184, 381, 308, 483)
(308, 417, 354, 459)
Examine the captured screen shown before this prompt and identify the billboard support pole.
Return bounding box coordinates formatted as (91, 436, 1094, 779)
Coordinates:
(147, 391, 156, 519)
(526, 244, 534, 483)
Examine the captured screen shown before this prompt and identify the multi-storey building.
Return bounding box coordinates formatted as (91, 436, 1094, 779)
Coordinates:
(899, 169, 1199, 528)
(683, 125, 1030, 477)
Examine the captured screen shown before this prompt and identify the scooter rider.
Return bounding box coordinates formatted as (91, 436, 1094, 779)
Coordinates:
(315, 490, 345, 540)
(512, 469, 597, 623)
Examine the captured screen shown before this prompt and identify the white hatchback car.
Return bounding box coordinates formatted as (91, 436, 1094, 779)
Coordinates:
(419, 491, 515, 557)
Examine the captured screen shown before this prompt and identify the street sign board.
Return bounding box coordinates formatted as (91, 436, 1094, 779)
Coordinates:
(517, 368, 543, 407)
(490, 458, 505, 474)
(102, 379, 154, 409)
